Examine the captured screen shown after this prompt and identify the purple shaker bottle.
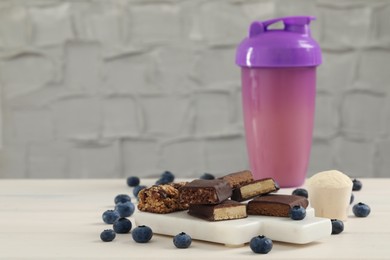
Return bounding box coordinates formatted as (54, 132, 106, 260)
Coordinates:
(236, 16, 322, 187)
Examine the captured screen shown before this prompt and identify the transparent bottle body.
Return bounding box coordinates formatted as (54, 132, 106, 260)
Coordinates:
(241, 67, 316, 187)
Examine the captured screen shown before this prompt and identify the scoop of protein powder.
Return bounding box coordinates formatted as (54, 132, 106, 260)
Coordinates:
(306, 170, 353, 221)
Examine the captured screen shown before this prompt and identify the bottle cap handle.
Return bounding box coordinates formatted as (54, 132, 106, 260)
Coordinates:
(249, 16, 315, 37)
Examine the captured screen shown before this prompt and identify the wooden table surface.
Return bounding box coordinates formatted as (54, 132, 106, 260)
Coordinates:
(1, 178, 389, 259)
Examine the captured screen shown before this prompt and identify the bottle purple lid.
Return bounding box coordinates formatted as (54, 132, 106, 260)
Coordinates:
(236, 16, 322, 68)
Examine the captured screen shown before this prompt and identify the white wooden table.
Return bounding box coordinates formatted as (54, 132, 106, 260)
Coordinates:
(1, 178, 389, 259)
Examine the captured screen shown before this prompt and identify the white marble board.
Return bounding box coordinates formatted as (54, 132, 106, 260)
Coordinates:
(134, 207, 331, 246)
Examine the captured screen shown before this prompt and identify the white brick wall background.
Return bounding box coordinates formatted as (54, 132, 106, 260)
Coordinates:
(0, 0, 389, 179)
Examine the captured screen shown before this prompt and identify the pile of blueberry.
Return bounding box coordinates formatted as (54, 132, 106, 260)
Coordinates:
(291, 178, 371, 235)
(100, 173, 160, 244)
(351, 179, 371, 218)
(100, 193, 137, 242)
(99, 171, 198, 249)
(126, 176, 146, 198)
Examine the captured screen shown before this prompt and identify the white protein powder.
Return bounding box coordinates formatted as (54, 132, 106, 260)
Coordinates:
(307, 170, 353, 220)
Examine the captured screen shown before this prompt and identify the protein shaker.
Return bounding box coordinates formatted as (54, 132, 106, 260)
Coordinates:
(235, 16, 322, 187)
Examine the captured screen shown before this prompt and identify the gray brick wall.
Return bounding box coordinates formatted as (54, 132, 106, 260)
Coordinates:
(0, 0, 389, 179)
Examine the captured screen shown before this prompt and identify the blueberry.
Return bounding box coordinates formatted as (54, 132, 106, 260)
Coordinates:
(113, 218, 132, 234)
(161, 171, 175, 182)
(292, 188, 308, 198)
(115, 201, 135, 218)
(100, 229, 116, 242)
(155, 177, 170, 185)
(127, 176, 140, 187)
(331, 219, 344, 235)
(199, 173, 215, 180)
(114, 194, 131, 204)
(249, 235, 273, 254)
(155, 171, 175, 185)
(352, 179, 362, 191)
(290, 205, 306, 220)
(350, 193, 354, 205)
(132, 225, 153, 243)
(102, 210, 120, 224)
(173, 232, 192, 249)
(133, 185, 147, 198)
(353, 202, 371, 217)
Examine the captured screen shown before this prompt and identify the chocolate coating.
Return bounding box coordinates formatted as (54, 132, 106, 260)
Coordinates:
(247, 194, 309, 217)
(179, 179, 232, 205)
(188, 200, 247, 221)
(219, 170, 254, 189)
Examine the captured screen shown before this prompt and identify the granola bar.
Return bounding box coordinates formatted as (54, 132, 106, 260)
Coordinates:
(137, 182, 189, 214)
